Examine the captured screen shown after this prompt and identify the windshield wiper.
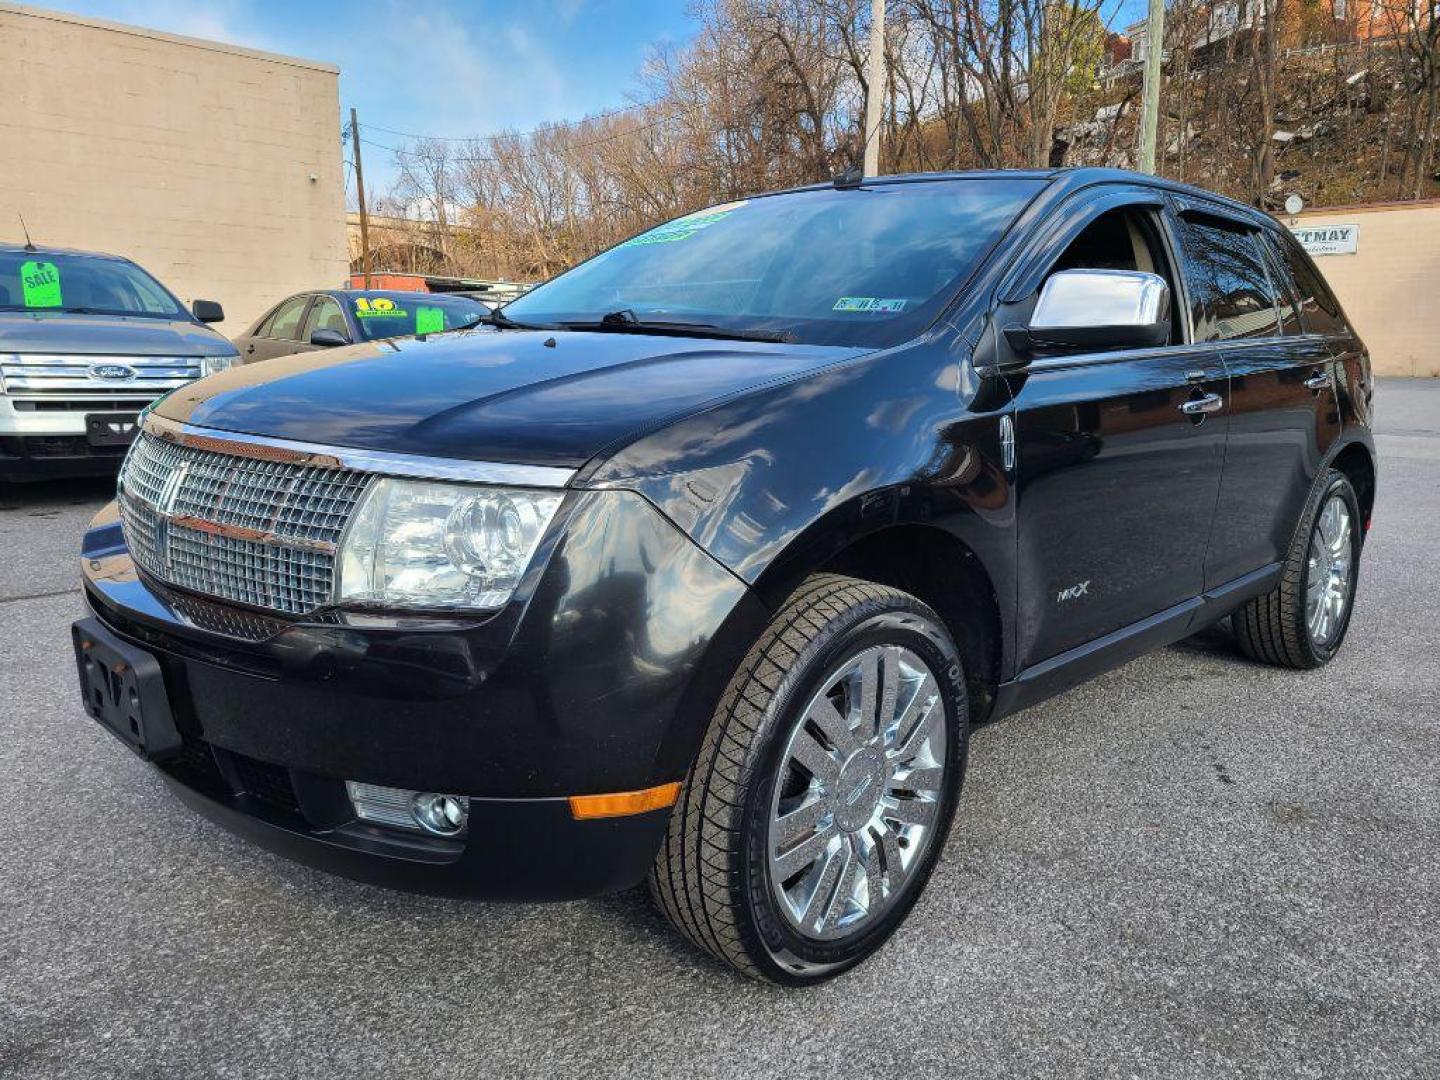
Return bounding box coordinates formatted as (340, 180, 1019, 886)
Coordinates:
(563, 310, 795, 343)
(478, 309, 551, 331)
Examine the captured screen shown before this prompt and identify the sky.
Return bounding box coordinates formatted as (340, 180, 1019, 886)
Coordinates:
(39, 0, 701, 199)
(39, 0, 1153, 203)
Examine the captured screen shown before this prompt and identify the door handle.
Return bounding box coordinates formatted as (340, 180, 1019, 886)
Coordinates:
(1304, 370, 1333, 391)
(1180, 392, 1224, 416)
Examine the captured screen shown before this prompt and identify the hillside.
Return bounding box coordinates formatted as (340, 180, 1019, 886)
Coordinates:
(1055, 46, 1438, 208)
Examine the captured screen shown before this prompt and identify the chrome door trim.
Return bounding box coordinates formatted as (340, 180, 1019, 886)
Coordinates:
(142, 414, 577, 488)
(1022, 340, 1226, 374)
(1020, 333, 1332, 376)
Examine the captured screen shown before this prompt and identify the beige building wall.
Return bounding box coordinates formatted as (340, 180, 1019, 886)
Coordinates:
(0, 3, 347, 333)
(1288, 201, 1440, 378)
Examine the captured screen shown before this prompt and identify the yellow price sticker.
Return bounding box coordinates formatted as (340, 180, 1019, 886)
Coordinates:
(355, 296, 406, 318)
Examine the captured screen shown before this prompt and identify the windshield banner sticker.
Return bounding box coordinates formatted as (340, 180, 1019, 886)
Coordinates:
(20, 260, 63, 308)
(355, 296, 407, 319)
(833, 296, 906, 313)
(620, 200, 748, 248)
(415, 305, 446, 334)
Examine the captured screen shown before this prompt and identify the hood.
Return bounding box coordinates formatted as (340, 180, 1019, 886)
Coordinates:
(0, 311, 236, 357)
(153, 327, 864, 468)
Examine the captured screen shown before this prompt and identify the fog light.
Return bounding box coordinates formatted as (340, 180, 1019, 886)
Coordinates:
(346, 781, 469, 837)
(412, 792, 468, 836)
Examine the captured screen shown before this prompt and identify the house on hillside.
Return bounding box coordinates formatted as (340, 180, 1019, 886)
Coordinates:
(1105, 0, 1420, 84)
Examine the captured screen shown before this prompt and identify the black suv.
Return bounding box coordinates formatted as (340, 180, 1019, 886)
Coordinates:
(72, 169, 1374, 985)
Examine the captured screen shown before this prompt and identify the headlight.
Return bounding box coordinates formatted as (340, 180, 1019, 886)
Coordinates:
(336, 478, 563, 611)
(201, 355, 238, 376)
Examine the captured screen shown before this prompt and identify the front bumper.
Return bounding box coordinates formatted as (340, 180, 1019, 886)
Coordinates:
(1, 433, 128, 480)
(0, 397, 140, 480)
(161, 751, 673, 901)
(77, 490, 770, 900)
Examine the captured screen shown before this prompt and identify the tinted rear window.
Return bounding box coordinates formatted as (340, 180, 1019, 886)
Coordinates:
(1270, 231, 1347, 337)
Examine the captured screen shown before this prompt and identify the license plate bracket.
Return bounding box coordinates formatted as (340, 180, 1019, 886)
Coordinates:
(84, 412, 139, 447)
(73, 617, 182, 761)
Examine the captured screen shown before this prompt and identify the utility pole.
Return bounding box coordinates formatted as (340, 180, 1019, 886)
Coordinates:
(350, 107, 372, 289)
(863, 0, 885, 176)
(1136, 0, 1166, 174)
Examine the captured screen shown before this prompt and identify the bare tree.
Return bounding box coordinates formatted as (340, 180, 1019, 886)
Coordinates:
(377, 0, 1434, 281)
(392, 139, 458, 262)
(1384, 0, 1440, 198)
(1250, 0, 1285, 203)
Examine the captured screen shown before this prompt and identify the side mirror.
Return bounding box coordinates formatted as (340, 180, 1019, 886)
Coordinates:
(192, 299, 225, 323)
(1006, 269, 1170, 355)
(309, 328, 349, 347)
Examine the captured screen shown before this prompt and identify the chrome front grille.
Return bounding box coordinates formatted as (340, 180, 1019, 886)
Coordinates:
(118, 430, 371, 616)
(0, 354, 202, 398)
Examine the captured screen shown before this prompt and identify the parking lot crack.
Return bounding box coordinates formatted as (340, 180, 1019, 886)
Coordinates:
(0, 587, 80, 606)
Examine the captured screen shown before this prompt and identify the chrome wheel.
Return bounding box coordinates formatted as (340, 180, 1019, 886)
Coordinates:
(767, 645, 947, 941)
(1306, 493, 1354, 647)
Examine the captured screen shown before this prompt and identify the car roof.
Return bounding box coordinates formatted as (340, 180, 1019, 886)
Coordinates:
(324, 289, 484, 302)
(754, 167, 1273, 229)
(0, 242, 133, 261)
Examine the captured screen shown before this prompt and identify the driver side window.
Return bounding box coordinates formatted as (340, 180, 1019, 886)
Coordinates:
(303, 296, 348, 340)
(1042, 206, 1183, 349)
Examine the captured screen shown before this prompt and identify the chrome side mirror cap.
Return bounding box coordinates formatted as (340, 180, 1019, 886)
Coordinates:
(1008, 269, 1171, 355)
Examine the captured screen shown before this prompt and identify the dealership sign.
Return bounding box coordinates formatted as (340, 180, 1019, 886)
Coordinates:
(1290, 223, 1359, 256)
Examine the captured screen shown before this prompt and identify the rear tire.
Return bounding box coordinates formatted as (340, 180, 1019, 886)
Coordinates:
(1233, 468, 1361, 669)
(649, 573, 968, 985)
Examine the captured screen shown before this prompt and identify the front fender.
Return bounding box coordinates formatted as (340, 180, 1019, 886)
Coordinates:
(582, 334, 1019, 678)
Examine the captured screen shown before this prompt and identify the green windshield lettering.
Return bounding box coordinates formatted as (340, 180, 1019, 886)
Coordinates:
(21, 260, 62, 307)
(620, 209, 736, 248)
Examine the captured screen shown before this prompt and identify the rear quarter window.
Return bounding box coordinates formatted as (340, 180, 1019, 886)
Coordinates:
(1271, 231, 1348, 337)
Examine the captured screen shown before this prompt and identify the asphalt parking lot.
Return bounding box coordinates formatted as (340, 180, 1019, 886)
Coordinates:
(1, 380, 1436, 1079)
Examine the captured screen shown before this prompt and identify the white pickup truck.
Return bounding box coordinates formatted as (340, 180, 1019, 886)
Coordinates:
(1, 243, 238, 482)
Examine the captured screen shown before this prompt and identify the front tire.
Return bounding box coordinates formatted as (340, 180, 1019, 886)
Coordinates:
(1233, 468, 1362, 669)
(649, 574, 968, 985)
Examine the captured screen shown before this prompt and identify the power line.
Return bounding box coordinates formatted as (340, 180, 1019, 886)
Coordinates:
(360, 136, 404, 155)
(361, 101, 707, 165)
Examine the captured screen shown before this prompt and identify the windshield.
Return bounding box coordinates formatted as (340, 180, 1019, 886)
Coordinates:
(504, 178, 1044, 347)
(0, 251, 186, 319)
(348, 293, 490, 341)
